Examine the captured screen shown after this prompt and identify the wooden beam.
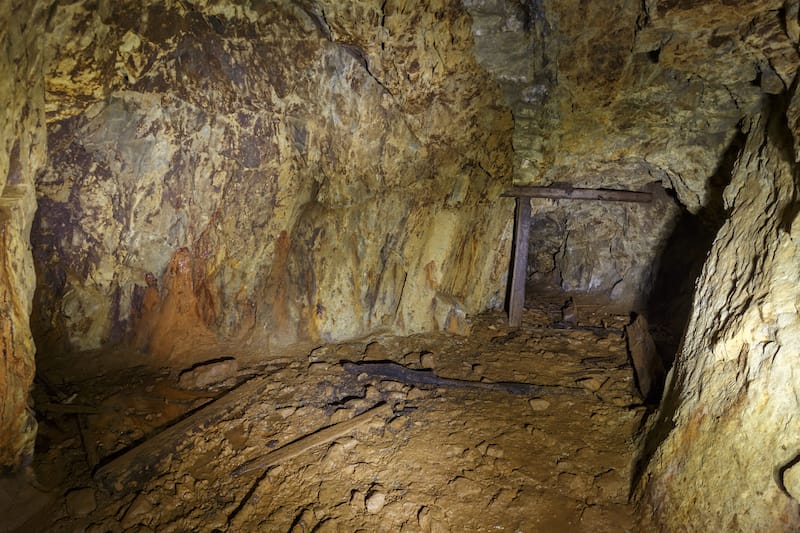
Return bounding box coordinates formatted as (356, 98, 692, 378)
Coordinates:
(508, 196, 531, 328)
(94, 375, 272, 494)
(502, 186, 652, 203)
(232, 402, 393, 477)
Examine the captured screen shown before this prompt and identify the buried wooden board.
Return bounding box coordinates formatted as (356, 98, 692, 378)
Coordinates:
(232, 402, 394, 477)
(93, 375, 272, 494)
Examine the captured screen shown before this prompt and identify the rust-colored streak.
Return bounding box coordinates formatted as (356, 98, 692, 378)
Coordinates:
(267, 230, 292, 340)
(134, 248, 216, 362)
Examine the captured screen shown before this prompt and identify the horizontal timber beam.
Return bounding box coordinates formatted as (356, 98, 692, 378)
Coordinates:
(502, 186, 652, 203)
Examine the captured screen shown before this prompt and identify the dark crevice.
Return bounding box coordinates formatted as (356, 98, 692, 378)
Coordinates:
(646, 123, 747, 369)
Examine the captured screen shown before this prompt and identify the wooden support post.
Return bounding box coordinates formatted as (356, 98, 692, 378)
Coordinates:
(508, 196, 531, 328)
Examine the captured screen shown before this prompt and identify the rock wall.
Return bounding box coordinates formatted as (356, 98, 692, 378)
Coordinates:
(525, 190, 680, 310)
(0, 0, 47, 467)
(639, 96, 800, 530)
(32, 0, 514, 363)
(464, 0, 798, 312)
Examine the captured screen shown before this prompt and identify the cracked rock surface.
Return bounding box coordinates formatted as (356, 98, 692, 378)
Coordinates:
(33, 0, 514, 363)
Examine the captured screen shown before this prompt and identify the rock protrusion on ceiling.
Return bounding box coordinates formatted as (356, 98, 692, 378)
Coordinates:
(465, 0, 799, 214)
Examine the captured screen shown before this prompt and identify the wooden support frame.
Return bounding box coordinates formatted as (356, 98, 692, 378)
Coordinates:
(501, 185, 653, 203)
(508, 197, 531, 328)
(503, 185, 653, 327)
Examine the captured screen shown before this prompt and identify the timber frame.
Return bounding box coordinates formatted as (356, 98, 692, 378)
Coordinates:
(502, 185, 654, 327)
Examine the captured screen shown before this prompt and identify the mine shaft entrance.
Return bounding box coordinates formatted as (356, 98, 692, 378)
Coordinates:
(503, 184, 655, 328)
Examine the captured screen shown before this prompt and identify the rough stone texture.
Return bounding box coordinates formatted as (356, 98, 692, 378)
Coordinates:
(467, 0, 796, 201)
(462, 3, 800, 527)
(32, 0, 514, 362)
(524, 189, 680, 309)
(178, 357, 239, 389)
(0, 0, 47, 467)
(639, 98, 800, 530)
(463, 0, 798, 308)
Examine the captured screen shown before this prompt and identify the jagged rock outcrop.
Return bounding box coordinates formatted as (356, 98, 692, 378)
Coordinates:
(639, 94, 800, 531)
(465, 0, 798, 309)
(32, 0, 514, 362)
(0, 0, 47, 467)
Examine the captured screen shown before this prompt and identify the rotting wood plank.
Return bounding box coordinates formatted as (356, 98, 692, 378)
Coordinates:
(508, 196, 531, 328)
(231, 402, 394, 477)
(625, 314, 665, 403)
(94, 375, 272, 495)
(502, 186, 652, 203)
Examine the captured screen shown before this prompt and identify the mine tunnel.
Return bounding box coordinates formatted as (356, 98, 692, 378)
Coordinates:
(1, 0, 800, 531)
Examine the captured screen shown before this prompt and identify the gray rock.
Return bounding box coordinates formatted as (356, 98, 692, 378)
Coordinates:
(178, 359, 238, 389)
(365, 490, 386, 514)
(65, 487, 97, 517)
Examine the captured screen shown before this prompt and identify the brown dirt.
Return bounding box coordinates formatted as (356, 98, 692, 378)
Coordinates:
(3, 303, 647, 532)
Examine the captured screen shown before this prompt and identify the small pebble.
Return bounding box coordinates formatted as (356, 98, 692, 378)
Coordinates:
(350, 490, 365, 510)
(277, 406, 296, 418)
(121, 493, 153, 529)
(365, 491, 386, 514)
(331, 408, 354, 424)
(388, 416, 407, 432)
(379, 380, 406, 393)
(529, 398, 551, 411)
(578, 376, 605, 392)
(486, 445, 504, 458)
(66, 487, 96, 517)
(407, 387, 427, 400)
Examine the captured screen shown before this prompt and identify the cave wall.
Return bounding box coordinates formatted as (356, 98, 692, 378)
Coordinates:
(463, 0, 796, 307)
(640, 96, 800, 530)
(466, 0, 800, 316)
(32, 0, 514, 363)
(0, 0, 47, 467)
(525, 190, 680, 309)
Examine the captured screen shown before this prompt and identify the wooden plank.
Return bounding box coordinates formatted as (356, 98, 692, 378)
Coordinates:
(502, 186, 652, 203)
(625, 314, 665, 403)
(342, 361, 585, 396)
(232, 402, 393, 477)
(94, 375, 271, 494)
(508, 196, 531, 328)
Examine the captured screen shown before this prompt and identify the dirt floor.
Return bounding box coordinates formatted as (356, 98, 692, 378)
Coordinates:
(1, 303, 650, 532)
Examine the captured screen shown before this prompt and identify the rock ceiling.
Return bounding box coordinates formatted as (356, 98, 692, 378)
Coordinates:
(468, 0, 798, 212)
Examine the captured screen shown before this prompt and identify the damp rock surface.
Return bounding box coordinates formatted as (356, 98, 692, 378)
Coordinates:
(0, 0, 48, 467)
(640, 95, 800, 530)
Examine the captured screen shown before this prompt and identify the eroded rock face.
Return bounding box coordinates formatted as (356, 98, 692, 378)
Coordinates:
(525, 189, 681, 309)
(0, 0, 47, 467)
(465, 0, 798, 310)
(468, 0, 796, 201)
(640, 97, 800, 530)
(32, 0, 514, 362)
